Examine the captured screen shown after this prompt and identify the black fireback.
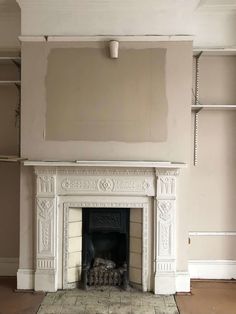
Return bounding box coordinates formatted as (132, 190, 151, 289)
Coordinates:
(82, 208, 130, 288)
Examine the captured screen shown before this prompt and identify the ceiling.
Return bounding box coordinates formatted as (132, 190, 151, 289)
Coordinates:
(1, 0, 236, 15)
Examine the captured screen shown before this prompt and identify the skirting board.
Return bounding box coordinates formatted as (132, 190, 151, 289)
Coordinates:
(175, 272, 190, 292)
(189, 260, 236, 280)
(17, 269, 34, 290)
(0, 258, 19, 276)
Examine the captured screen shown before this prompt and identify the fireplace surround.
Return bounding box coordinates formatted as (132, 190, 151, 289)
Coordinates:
(17, 160, 188, 294)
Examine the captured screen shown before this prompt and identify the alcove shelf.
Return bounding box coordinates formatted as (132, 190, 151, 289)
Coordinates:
(192, 48, 236, 165)
(191, 105, 236, 111)
(0, 53, 21, 158)
(0, 81, 21, 84)
(0, 156, 26, 162)
(193, 47, 236, 56)
(0, 57, 21, 60)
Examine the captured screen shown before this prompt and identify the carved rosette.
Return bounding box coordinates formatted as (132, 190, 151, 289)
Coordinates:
(97, 178, 114, 192)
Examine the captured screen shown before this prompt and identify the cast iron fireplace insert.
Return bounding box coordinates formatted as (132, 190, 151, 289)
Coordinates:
(81, 208, 130, 289)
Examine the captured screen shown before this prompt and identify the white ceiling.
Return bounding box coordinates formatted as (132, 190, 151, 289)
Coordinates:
(0, 0, 236, 48)
(1, 0, 236, 14)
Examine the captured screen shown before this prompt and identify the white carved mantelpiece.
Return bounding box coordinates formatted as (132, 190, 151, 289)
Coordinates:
(20, 160, 187, 294)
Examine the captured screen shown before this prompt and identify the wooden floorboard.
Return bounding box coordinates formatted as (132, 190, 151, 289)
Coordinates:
(1, 277, 236, 313)
(0, 277, 45, 314)
(175, 280, 236, 314)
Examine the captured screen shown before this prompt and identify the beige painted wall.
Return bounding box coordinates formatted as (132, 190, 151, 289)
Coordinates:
(189, 236, 236, 260)
(189, 56, 236, 260)
(21, 41, 192, 161)
(0, 1, 21, 260)
(0, 85, 19, 155)
(45, 47, 168, 142)
(0, 162, 20, 257)
(0, 63, 20, 258)
(19, 40, 193, 272)
(0, 1, 20, 49)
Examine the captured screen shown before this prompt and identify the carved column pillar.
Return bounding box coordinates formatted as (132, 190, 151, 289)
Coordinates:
(34, 167, 57, 292)
(154, 168, 178, 294)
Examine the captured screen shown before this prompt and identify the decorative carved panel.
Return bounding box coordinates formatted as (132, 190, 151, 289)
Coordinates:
(157, 200, 173, 257)
(35, 167, 56, 197)
(59, 176, 154, 196)
(36, 197, 56, 270)
(37, 176, 55, 194)
(37, 258, 55, 269)
(155, 171, 177, 279)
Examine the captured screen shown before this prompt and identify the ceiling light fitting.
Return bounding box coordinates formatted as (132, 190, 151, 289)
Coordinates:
(109, 40, 119, 59)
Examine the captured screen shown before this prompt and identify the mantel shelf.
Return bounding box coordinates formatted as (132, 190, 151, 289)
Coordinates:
(191, 105, 236, 111)
(24, 160, 187, 168)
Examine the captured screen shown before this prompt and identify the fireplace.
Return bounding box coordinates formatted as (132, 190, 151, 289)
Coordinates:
(17, 160, 189, 295)
(82, 208, 130, 288)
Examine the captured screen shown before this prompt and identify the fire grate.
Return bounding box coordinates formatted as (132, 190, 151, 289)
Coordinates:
(88, 267, 123, 286)
(83, 258, 128, 289)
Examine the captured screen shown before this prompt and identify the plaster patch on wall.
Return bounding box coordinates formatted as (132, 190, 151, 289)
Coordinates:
(45, 47, 168, 142)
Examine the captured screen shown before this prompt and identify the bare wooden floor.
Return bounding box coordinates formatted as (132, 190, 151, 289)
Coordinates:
(1, 278, 236, 314)
(0, 277, 45, 314)
(176, 280, 236, 314)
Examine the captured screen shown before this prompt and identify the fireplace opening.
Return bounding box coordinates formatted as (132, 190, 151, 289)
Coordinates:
(81, 208, 130, 289)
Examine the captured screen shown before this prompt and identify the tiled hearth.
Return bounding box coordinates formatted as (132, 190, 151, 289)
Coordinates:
(38, 287, 179, 314)
(17, 161, 188, 295)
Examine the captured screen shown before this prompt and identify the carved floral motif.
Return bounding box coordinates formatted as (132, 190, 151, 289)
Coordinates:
(61, 178, 96, 191)
(37, 199, 53, 220)
(158, 201, 172, 221)
(37, 198, 54, 255)
(157, 201, 173, 257)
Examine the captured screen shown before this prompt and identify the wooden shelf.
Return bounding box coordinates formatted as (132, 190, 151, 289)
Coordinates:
(191, 105, 236, 111)
(193, 48, 236, 56)
(0, 57, 21, 61)
(0, 81, 21, 85)
(0, 156, 26, 162)
(0, 54, 21, 158)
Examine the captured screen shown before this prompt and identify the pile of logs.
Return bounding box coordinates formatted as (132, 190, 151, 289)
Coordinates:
(87, 258, 127, 286)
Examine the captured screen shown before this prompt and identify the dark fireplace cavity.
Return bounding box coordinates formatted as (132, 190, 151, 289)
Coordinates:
(81, 208, 130, 289)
